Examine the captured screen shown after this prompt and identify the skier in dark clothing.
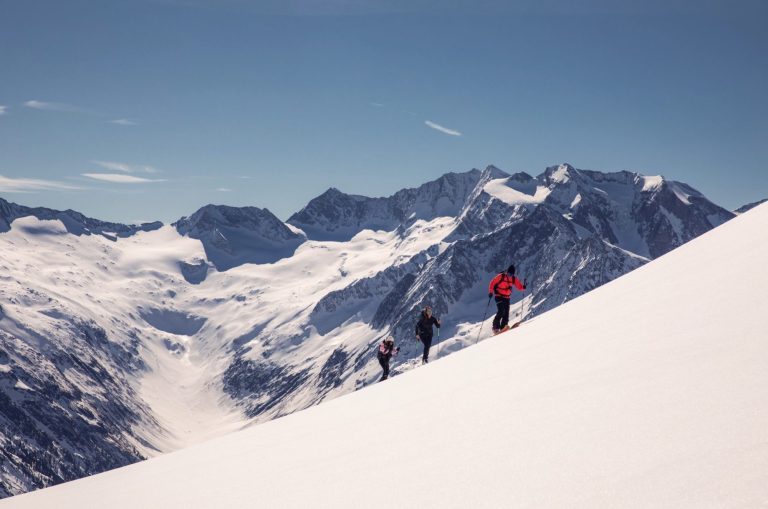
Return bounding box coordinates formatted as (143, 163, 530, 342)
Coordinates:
(377, 336, 399, 381)
(415, 305, 441, 364)
(488, 265, 526, 334)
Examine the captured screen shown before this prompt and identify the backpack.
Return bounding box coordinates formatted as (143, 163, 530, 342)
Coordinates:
(378, 342, 392, 357)
(493, 272, 507, 295)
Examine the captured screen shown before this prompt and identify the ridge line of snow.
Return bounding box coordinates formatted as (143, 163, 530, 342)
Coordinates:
(6, 205, 767, 509)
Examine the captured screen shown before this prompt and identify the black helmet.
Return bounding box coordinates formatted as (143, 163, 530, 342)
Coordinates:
(506, 264, 515, 275)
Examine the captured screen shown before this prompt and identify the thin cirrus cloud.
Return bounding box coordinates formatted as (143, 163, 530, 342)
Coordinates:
(23, 100, 137, 123)
(81, 173, 166, 184)
(0, 105, 7, 115)
(91, 160, 158, 174)
(0, 175, 82, 193)
(425, 120, 462, 137)
(23, 100, 84, 113)
(108, 118, 138, 126)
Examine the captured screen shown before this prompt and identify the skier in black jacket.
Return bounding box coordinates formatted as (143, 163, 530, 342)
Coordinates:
(415, 305, 441, 364)
(377, 336, 399, 381)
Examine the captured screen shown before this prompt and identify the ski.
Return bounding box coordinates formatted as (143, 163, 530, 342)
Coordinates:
(491, 320, 527, 338)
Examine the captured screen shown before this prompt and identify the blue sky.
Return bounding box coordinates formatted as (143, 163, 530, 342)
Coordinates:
(0, 0, 766, 223)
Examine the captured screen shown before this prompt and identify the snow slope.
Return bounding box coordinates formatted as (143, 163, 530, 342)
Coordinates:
(0, 164, 741, 497)
(4, 204, 766, 507)
(0, 210, 456, 470)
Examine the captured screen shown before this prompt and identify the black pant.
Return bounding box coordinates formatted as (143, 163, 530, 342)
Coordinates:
(421, 336, 433, 362)
(493, 297, 510, 330)
(378, 355, 390, 381)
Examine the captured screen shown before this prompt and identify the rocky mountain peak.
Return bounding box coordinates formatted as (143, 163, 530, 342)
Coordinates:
(0, 196, 162, 238)
(174, 204, 304, 271)
(482, 165, 510, 180)
(287, 169, 489, 241)
(175, 204, 298, 241)
(736, 198, 768, 214)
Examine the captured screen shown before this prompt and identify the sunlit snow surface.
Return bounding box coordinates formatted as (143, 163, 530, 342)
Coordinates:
(0, 214, 456, 455)
(484, 177, 551, 205)
(4, 204, 767, 508)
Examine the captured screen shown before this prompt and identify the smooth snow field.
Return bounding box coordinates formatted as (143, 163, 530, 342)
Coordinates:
(3, 203, 767, 508)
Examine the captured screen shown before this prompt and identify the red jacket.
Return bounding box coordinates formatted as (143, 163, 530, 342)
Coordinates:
(489, 273, 524, 298)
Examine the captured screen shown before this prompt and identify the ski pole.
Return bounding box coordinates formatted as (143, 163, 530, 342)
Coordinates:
(435, 325, 441, 360)
(520, 278, 527, 321)
(522, 279, 532, 323)
(475, 295, 493, 345)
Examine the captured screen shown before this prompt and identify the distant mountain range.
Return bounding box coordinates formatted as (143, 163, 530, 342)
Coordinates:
(0, 164, 757, 498)
(735, 198, 768, 214)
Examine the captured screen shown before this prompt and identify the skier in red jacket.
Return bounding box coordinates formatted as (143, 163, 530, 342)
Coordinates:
(488, 265, 526, 334)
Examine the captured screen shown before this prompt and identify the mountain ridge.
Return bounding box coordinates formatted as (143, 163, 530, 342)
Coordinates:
(0, 197, 162, 239)
(0, 163, 740, 498)
(5, 200, 766, 509)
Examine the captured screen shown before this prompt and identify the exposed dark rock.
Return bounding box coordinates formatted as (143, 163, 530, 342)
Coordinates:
(174, 204, 305, 270)
(0, 197, 161, 238)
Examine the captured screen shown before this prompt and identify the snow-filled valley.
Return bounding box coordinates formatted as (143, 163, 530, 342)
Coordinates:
(2, 184, 767, 508)
(0, 163, 752, 500)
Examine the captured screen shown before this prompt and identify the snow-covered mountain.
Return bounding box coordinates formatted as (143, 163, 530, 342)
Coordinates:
(0, 164, 737, 499)
(0, 197, 161, 238)
(173, 204, 304, 271)
(4, 196, 767, 509)
(306, 164, 733, 343)
(736, 198, 768, 214)
(287, 170, 487, 241)
(0, 218, 167, 498)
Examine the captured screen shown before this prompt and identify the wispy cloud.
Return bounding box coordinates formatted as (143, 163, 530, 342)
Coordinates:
(217, 187, 233, 192)
(81, 173, 166, 184)
(425, 120, 462, 137)
(23, 100, 84, 113)
(22, 100, 138, 125)
(0, 175, 82, 193)
(108, 118, 138, 126)
(0, 105, 7, 115)
(91, 161, 158, 173)
(370, 102, 385, 108)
